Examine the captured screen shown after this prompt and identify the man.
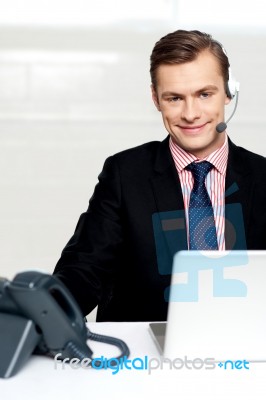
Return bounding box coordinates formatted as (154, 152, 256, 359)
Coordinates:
(54, 30, 266, 322)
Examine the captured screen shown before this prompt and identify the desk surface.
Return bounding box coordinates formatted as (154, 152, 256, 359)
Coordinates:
(1, 322, 266, 400)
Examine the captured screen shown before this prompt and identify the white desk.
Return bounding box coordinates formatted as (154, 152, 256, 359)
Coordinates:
(1, 322, 266, 400)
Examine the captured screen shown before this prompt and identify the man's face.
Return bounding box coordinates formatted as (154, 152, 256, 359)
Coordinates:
(151, 50, 231, 158)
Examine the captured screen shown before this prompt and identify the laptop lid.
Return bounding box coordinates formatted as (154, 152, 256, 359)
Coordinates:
(160, 250, 266, 362)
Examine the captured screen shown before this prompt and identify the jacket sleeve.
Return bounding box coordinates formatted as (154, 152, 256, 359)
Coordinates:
(53, 155, 123, 316)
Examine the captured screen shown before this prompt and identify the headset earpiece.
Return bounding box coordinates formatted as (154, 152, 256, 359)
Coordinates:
(226, 67, 239, 99)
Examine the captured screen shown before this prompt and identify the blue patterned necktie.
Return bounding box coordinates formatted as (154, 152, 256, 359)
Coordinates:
(186, 161, 218, 250)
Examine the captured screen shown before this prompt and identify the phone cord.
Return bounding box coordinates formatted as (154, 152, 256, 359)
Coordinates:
(65, 328, 130, 367)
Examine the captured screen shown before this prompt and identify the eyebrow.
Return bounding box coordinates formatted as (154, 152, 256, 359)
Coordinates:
(161, 85, 219, 98)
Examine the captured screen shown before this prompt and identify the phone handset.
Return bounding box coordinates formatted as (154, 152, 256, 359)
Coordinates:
(8, 271, 92, 358)
(0, 271, 129, 378)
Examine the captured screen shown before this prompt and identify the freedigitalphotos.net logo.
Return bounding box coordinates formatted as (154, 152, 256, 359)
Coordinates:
(53, 354, 250, 375)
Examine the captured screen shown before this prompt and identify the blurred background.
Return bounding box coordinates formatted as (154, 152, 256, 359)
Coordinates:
(0, 0, 266, 281)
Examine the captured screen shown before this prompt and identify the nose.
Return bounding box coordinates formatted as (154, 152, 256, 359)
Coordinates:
(181, 99, 201, 122)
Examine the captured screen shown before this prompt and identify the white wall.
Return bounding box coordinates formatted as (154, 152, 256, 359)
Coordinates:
(0, 1, 266, 280)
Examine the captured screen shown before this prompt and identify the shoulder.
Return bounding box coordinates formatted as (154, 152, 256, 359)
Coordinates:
(103, 138, 169, 172)
(229, 139, 266, 175)
(112, 139, 165, 161)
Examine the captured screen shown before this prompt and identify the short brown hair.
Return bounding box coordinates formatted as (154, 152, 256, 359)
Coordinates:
(150, 29, 230, 92)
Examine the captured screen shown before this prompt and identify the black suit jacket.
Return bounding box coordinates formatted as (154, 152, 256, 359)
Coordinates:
(54, 136, 266, 321)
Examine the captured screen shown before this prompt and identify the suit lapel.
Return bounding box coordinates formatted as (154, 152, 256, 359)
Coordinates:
(150, 136, 184, 211)
(225, 139, 254, 249)
(150, 137, 188, 273)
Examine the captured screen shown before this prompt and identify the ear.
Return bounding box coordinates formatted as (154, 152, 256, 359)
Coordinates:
(151, 84, 161, 111)
(224, 95, 232, 106)
(224, 95, 231, 105)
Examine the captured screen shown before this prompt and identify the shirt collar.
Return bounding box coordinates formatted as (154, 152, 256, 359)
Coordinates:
(169, 134, 228, 176)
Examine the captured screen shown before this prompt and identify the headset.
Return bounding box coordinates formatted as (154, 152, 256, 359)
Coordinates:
(216, 46, 240, 133)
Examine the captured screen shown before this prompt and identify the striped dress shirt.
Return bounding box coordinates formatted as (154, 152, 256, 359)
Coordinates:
(169, 135, 229, 250)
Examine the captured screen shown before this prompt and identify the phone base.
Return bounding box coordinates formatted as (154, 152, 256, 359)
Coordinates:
(0, 313, 41, 378)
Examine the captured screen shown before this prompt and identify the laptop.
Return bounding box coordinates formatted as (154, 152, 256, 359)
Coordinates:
(149, 250, 266, 362)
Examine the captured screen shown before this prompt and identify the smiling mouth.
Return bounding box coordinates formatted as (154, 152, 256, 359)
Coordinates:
(178, 123, 208, 134)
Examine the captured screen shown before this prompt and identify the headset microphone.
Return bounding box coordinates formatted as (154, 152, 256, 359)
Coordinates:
(216, 122, 227, 133)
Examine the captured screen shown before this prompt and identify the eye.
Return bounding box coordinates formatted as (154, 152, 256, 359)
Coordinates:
(200, 92, 211, 99)
(168, 96, 182, 102)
